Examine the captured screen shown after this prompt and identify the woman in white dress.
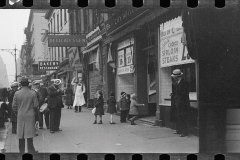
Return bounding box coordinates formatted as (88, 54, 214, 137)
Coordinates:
(71, 77, 86, 112)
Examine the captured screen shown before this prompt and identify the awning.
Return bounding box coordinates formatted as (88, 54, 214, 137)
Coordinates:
(82, 44, 99, 55)
(103, 8, 168, 46)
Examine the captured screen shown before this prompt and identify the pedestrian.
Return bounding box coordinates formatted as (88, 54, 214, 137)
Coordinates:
(126, 94, 131, 121)
(71, 77, 86, 112)
(8, 82, 19, 134)
(107, 91, 117, 124)
(65, 83, 73, 109)
(170, 69, 190, 137)
(119, 92, 128, 123)
(47, 79, 64, 133)
(128, 94, 140, 125)
(34, 81, 49, 129)
(93, 90, 104, 124)
(0, 99, 8, 127)
(12, 77, 39, 153)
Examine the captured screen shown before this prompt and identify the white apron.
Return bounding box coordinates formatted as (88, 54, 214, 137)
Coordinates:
(73, 84, 85, 107)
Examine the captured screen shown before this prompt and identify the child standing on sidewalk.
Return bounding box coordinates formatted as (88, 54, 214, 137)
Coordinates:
(107, 91, 117, 124)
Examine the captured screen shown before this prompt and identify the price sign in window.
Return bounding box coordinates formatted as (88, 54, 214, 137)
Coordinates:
(118, 50, 125, 67)
(126, 47, 133, 65)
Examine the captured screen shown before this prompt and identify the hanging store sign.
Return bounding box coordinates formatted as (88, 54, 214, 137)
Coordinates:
(160, 16, 195, 68)
(104, 8, 150, 36)
(117, 65, 135, 75)
(86, 26, 103, 48)
(38, 61, 60, 70)
(48, 35, 87, 47)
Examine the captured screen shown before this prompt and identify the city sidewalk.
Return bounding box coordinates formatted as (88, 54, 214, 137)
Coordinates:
(3, 107, 198, 153)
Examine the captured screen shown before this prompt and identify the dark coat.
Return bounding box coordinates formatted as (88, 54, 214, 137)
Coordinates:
(170, 78, 190, 122)
(65, 87, 73, 106)
(107, 96, 117, 114)
(8, 90, 17, 121)
(94, 97, 104, 115)
(119, 97, 128, 110)
(36, 87, 48, 107)
(47, 85, 64, 109)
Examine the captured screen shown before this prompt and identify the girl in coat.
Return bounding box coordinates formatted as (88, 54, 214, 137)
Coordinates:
(71, 77, 86, 112)
(93, 90, 104, 124)
(107, 91, 117, 124)
(65, 84, 73, 109)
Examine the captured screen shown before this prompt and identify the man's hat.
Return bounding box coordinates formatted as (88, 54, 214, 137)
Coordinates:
(53, 79, 62, 85)
(121, 91, 126, 97)
(19, 77, 29, 83)
(10, 82, 19, 88)
(171, 69, 183, 77)
(34, 80, 41, 85)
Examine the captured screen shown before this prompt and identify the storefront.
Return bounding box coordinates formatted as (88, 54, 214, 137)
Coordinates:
(157, 15, 198, 133)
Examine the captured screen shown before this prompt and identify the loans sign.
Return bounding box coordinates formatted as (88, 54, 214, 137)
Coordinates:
(48, 35, 87, 47)
(38, 61, 59, 70)
(160, 16, 194, 68)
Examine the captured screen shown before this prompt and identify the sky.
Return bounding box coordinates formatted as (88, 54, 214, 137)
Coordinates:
(0, 9, 30, 86)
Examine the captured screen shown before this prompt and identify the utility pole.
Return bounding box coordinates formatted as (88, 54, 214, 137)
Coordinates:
(0, 45, 19, 82)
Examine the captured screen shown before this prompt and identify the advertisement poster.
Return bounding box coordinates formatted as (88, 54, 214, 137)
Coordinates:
(118, 50, 125, 67)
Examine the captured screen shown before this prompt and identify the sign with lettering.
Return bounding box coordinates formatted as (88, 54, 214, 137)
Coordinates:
(86, 26, 102, 47)
(104, 8, 150, 36)
(118, 50, 125, 67)
(48, 35, 87, 47)
(117, 38, 134, 50)
(33, 70, 46, 75)
(38, 61, 59, 70)
(125, 47, 133, 66)
(117, 65, 135, 75)
(160, 16, 195, 68)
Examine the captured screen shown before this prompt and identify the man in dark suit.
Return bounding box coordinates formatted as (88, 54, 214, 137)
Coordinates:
(170, 69, 190, 137)
(47, 79, 64, 133)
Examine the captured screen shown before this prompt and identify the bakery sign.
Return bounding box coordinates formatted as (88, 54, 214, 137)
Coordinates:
(48, 35, 87, 47)
(38, 61, 59, 70)
(117, 65, 135, 75)
(160, 16, 195, 68)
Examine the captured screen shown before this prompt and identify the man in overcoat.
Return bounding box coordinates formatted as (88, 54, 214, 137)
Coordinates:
(34, 81, 49, 129)
(170, 69, 190, 137)
(47, 79, 64, 133)
(12, 77, 39, 153)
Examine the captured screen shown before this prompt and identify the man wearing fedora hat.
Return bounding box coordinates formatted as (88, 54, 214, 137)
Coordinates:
(170, 69, 190, 137)
(47, 79, 64, 133)
(12, 77, 39, 153)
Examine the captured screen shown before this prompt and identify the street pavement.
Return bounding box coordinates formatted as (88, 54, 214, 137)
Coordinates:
(3, 106, 198, 153)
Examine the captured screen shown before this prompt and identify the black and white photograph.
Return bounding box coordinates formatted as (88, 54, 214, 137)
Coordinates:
(0, 0, 239, 159)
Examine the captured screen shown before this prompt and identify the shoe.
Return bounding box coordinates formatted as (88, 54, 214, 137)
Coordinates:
(39, 127, 43, 129)
(110, 122, 116, 124)
(67, 107, 69, 109)
(35, 134, 38, 136)
(50, 131, 54, 133)
(98, 120, 102, 124)
(55, 128, 62, 131)
(180, 134, 188, 137)
(131, 123, 136, 125)
(93, 120, 97, 124)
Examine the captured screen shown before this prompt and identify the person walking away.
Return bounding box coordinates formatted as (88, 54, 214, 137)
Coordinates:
(126, 94, 131, 121)
(34, 81, 49, 129)
(170, 69, 190, 137)
(12, 77, 39, 153)
(8, 82, 19, 134)
(65, 84, 73, 109)
(47, 79, 64, 133)
(71, 77, 86, 112)
(93, 91, 104, 124)
(107, 91, 117, 124)
(128, 94, 140, 125)
(119, 92, 128, 123)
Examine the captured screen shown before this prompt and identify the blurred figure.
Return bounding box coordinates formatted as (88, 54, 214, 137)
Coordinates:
(65, 84, 73, 109)
(128, 94, 140, 125)
(71, 77, 86, 112)
(8, 82, 19, 134)
(107, 91, 117, 124)
(93, 90, 104, 124)
(12, 77, 39, 153)
(126, 94, 131, 121)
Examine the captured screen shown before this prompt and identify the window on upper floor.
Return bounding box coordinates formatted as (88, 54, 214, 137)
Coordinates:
(53, 13, 56, 34)
(64, 9, 67, 23)
(57, 14, 59, 32)
(60, 9, 63, 28)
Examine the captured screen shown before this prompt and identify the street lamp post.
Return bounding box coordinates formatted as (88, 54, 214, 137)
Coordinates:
(0, 45, 19, 81)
